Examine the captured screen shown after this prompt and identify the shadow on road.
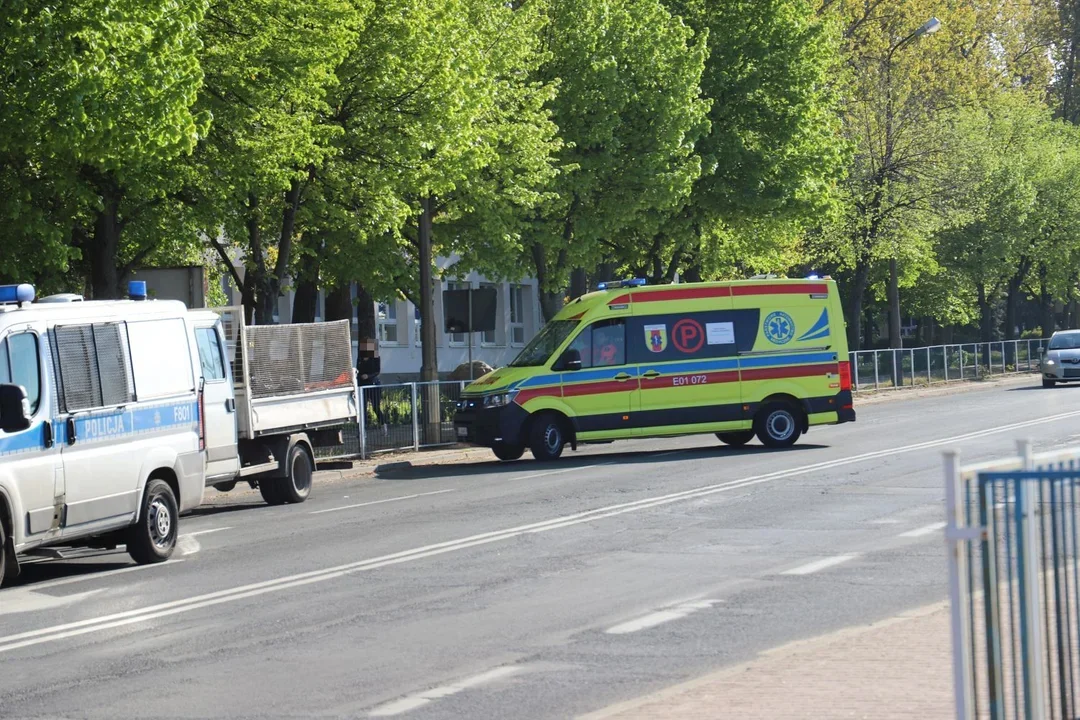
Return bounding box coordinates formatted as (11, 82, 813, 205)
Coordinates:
(375, 443, 827, 481)
(1007, 383, 1080, 392)
(9, 552, 135, 588)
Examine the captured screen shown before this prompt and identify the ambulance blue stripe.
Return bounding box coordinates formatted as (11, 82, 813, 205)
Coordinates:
(736, 351, 837, 369)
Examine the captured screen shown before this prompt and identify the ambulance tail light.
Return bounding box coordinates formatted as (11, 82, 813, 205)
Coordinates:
(838, 361, 852, 392)
(197, 380, 206, 451)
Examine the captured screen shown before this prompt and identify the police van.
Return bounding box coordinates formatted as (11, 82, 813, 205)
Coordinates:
(453, 277, 855, 461)
(0, 282, 357, 585)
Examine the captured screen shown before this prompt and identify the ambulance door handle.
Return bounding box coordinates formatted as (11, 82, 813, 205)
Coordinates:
(614, 372, 633, 382)
(642, 370, 661, 379)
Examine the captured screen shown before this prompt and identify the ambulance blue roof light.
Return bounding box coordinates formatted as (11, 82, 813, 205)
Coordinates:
(597, 278, 647, 290)
(0, 284, 35, 305)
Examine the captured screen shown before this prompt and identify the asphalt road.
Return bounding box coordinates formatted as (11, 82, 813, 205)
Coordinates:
(1, 378, 1077, 719)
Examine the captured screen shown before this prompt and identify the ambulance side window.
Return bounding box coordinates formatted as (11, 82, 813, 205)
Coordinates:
(566, 326, 592, 368)
(590, 319, 625, 367)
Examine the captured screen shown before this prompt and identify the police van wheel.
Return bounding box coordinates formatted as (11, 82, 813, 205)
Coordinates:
(755, 404, 802, 449)
(530, 414, 566, 461)
(127, 479, 179, 565)
(493, 444, 525, 461)
(0, 520, 8, 587)
(716, 431, 755, 447)
(281, 445, 313, 504)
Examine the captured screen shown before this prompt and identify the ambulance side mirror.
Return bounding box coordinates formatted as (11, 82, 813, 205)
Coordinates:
(0, 384, 31, 433)
(555, 349, 582, 372)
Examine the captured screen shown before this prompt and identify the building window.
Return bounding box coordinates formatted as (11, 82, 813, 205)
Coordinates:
(447, 281, 470, 345)
(480, 282, 499, 346)
(509, 285, 526, 346)
(378, 301, 399, 345)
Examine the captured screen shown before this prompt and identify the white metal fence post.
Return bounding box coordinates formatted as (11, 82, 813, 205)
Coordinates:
(874, 350, 880, 389)
(945, 449, 975, 720)
(1016, 439, 1048, 720)
(411, 383, 420, 452)
(853, 352, 860, 390)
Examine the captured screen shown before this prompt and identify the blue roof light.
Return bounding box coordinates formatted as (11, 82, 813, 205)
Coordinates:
(128, 280, 147, 300)
(0, 284, 35, 305)
(597, 278, 647, 290)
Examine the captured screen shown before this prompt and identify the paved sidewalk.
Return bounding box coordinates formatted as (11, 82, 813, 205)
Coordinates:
(581, 602, 954, 720)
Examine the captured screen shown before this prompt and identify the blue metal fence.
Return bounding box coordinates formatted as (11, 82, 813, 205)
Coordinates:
(947, 442, 1080, 720)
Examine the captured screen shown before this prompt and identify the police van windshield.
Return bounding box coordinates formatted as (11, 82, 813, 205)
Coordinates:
(1050, 332, 1080, 350)
(510, 320, 579, 367)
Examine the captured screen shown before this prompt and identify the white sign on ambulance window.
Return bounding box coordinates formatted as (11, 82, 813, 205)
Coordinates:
(706, 322, 735, 345)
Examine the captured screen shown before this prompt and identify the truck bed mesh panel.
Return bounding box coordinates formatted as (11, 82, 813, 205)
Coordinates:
(244, 320, 354, 399)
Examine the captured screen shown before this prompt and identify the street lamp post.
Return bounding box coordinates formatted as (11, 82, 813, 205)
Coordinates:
(886, 17, 941, 354)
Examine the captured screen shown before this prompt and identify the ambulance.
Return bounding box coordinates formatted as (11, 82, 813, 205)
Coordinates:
(453, 277, 855, 461)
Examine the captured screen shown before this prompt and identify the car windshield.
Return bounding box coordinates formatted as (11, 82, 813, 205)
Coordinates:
(509, 319, 580, 367)
(1050, 333, 1080, 350)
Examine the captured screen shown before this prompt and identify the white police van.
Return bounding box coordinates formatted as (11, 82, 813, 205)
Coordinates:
(0, 282, 358, 585)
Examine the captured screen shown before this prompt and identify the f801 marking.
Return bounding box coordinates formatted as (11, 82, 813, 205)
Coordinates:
(673, 375, 708, 387)
(173, 405, 193, 423)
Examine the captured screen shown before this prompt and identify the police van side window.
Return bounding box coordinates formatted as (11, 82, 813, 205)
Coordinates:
(53, 323, 134, 412)
(196, 328, 226, 381)
(0, 333, 42, 415)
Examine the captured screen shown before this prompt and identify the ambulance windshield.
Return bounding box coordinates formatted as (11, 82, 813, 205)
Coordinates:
(510, 319, 579, 367)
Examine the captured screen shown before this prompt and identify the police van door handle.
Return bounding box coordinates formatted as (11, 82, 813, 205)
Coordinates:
(642, 370, 661, 379)
(614, 372, 633, 382)
(66, 417, 77, 446)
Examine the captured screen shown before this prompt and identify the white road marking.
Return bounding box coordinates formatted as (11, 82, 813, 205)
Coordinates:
(606, 600, 720, 635)
(2, 411, 1077, 655)
(898, 522, 947, 538)
(369, 666, 522, 717)
(176, 536, 201, 556)
(309, 489, 456, 515)
(184, 527, 233, 538)
(869, 519, 902, 525)
(510, 461, 617, 482)
(781, 554, 858, 576)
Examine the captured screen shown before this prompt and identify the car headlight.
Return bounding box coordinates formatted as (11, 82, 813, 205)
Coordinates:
(483, 391, 518, 408)
(1046, 359, 1056, 366)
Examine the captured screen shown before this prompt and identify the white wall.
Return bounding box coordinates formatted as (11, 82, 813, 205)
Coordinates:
(220, 261, 544, 380)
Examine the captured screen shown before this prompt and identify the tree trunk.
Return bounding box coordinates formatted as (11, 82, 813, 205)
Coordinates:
(530, 242, 566, 322)
(88, 170, 123, 300)
(355, 283, 376, 342)
(847, 261, 871, 350)
(418, 196, 438, 383)
(325, 285, 353, 327)
(1005, 276, 1022, 341)
(1041, 273, 1054, 336)
(569, 268, 588, 300)
(887, 257, 901, 349)
(977, 283, 993, 343)
(292, 255, 320, 325)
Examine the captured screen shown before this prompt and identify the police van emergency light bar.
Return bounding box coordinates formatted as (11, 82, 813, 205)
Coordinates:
(597, 278, 647, 290)
(0, 284, 35, 306)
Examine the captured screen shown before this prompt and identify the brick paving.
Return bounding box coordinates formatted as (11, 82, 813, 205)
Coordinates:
(582, 602, 955, 720)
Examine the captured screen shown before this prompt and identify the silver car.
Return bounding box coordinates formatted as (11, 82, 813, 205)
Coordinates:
(1042, 330, 1080, 387)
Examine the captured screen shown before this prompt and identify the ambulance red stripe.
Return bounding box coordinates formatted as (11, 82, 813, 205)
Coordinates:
(608, 283, 828, 305)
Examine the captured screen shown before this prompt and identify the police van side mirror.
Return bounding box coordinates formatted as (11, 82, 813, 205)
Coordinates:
(555, 349, 582, 372)
(0, 384, 31, 433)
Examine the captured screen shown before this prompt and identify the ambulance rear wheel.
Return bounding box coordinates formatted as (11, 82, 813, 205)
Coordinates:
(755, 403, 802, 449)
(530, 414, 567, 461)
(716, 431, 755, 447)
(493, 443, 525, 461)
(127, 479, 179, 565)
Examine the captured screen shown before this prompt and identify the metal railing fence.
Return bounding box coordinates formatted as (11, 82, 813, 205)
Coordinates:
(852, 339, 1048, 392)
(947, 442, 1080, 720)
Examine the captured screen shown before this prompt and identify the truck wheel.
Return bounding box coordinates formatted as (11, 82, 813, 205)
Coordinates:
(127, 479, 179, 564)
(716, 431, 755, 447)
(281, 444, 313, 504)
(530, 414, 566, 461)
(258, 478, 287, 506)
(493, 444, 525, 461)
(754, 403, 802, 449)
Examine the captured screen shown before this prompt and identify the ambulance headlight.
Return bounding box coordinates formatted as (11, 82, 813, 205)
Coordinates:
(484, 391, 518, 408)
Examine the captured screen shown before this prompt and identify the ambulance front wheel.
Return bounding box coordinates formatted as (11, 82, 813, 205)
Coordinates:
(493, 443, 525, 461)
(755, 403, 803, 449)
(530, 413, 567, 461)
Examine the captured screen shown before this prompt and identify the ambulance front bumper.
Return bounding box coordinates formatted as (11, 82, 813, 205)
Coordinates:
(453, 398, 529, 447)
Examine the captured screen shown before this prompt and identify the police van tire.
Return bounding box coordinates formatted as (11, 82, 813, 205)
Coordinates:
(493, 444, 525, 461)
(754, 403, 802, 449)
(127, 479, 179, 565)
(281, 445, 313, 504)
(0, 520, 7, 587)
(716, 431, 755, 447)
(530, 414, 566, 461)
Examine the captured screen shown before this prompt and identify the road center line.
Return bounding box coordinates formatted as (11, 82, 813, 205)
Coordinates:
(2, 410, 1076, 655)
(606, 600, 719, 635)
(898, 522, 947, 538)
(310, 489, 456, 515)
(369, 666, 522, 717)
(510, 461, 616, 482)
(184, 527, 233, 538)
(781, 554, 858, 576)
